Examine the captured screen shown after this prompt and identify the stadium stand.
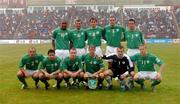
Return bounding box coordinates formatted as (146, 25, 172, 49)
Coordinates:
(0, 1, 179, 39)
(123, 8, 177, 38)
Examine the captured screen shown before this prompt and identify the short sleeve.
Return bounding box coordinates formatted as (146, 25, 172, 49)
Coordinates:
(19, 56, 26, 68)
(154, 56, 164, 66)
(52, 29, 57, 40)
(130, 55, 137, 62)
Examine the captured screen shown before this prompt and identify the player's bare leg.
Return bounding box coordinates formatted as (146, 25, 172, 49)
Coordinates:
(39, 72, 50, 90)
(17, 70, 29, 89)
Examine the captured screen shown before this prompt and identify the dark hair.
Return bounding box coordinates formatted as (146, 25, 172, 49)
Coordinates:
(89, 17, 97, 22)
(61, 20, 67, 24)
(128, 18, 136, 23)
(48, 49, 55, 55)
(69, 47, 76, 52)
(88, 45, 96, 49)
(117, 46, 124, 49)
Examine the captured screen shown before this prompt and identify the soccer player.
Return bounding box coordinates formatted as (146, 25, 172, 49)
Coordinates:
(102, 46, 134, 91)
(104, 16, 125, 55)
(85, 17, 104, 57)
(81, 45, 105, 89)
(104, 16, 125, 70)
(17, 47, 44, 89)
(124, 19, 145, 57)
(131, 45, 165, 91)
(39, 49, 63, 90)
(63, 48, 84, 87)
(52, 21, 71, 59)
(70, 19, 86, 56)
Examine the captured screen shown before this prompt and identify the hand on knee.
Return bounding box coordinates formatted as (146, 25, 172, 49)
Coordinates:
(99, 73, 104, 79)
(134, 74, 139, 81)
(39, 73, 44, 79)
(130, 71, 135, 77)
(156, 73, 162, 81)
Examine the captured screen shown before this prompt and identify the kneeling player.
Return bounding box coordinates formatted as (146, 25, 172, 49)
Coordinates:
(81, 45, 105, 89)
(131, 45, 165, 92)
(63, 48, 84, 88)
(103, 46, 135, 91)
(17, 47, 44, 89)
(39, 49, 63, 90)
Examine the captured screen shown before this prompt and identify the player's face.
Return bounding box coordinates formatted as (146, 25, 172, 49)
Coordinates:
(90, 20, 97, 28)
(69, 50, 76, 60)
(139, 46, 147, 56)
(109, 17, 116, 26)
(117, 48, 124, 58)
(48, 52, 56, 60)
(128, 21, 135, 31)
(75, 21, 81, 30)
(89, 47, 96, 56)
(60, 22, 67, 30)
(28, 48, 36, 57)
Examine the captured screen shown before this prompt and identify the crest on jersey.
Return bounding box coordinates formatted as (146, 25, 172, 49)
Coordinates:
(75, 62, 78, 65)
(135, 34, 139, 37)
(96, 31, 99, 34)
(147, 60, 150, 64)
(55, 63, 57, 66)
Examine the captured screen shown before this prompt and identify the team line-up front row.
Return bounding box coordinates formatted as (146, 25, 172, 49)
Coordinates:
(17, 45, 164, 92)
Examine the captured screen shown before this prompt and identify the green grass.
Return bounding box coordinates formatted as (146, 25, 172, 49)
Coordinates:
(0, 44, 180, 104)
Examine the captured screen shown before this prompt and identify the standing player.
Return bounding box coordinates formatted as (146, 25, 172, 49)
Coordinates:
(81, 45, 105, 89)
(131, 45, 165, 91)
(52, 21, 71, 59)
(17, 47, 44, 89)
(103, 46, 134, 91)
(85, 17, 104, 57)
(63, 48, 84, 87)
(70, 19, 86, 56)
(39, 49, 63, 90)
(104, 16, 125, 70)
(124, 19, 145, 57)
(104, 16, 125, 55)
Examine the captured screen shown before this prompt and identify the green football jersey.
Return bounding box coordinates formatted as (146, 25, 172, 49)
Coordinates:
(85, 26, 103, 46)
(124, 29, 145, 49)
(104, 25, 125, 47)
(52, 28, 71, 49)
(81, 54, 104, 74)
(39, 57, 62, 73)
(19, 54, 44, 70)
(62, 56, 82, 71)
(130, 53, 164, 72)
(70, 29, 86, 48)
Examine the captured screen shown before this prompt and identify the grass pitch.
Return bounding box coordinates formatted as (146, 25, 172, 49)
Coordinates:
(0, 43, 180, 104)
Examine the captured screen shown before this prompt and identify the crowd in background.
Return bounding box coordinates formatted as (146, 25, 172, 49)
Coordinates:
(0, 6, 179, 39)
(123, 8, 177, 38)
